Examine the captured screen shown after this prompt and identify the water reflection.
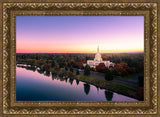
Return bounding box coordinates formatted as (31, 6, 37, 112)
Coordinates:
(95, 86, 99, 92)
(37, 69, 44, 74)
(25, 67, 36, 72)
(17, 65, 36, 72)
(76, 79, 79, 85)
(105, 90, 113, 101)
(84, 84, 90, 95)
(59, 76, 65, 82)
(65, 78, 68, 83)
(44, 71, 50, 77)
(51, 73, 56, 80)
(69, 78, 74, 85)
(16, 65, 137, 101)
(52, 72, 58, 79)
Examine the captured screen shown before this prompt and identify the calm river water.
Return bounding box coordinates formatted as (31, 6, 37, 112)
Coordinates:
(16, 66, 137, 101)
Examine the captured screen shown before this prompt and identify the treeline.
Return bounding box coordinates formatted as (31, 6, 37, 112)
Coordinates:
(16, 53, 144, 77)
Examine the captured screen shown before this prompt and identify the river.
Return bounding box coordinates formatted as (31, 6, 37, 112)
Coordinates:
(16, 66, 137, 101)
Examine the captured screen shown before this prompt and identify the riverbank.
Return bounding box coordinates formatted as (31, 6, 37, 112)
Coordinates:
(66, 73, 137, 100)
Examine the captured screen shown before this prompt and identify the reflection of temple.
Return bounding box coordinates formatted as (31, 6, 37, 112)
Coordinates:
(84, 46, 115, 68)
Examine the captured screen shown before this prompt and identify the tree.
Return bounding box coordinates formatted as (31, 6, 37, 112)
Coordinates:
(69, 58, 75, 66)
(26, 59, 35, 67)
(76, 69, 80, 75)
(74, 62, 83, 69)
(51, 60, 55, 68)
(84, 64, 90, 76)
(46, 59, 49, 64)
(105, 69, 113, 81)
(113, 62, 130, 76)
(135, 76, 144, 101)
(102, 55, 107, 60)
(65, 66, 68, 71)
(67, 71, 74, 78)
(138, 75, 144, 87)
(59, 62, 65, 68)
(59, 68, 65, 74)
(35, 59, 43, 67)
(96, 63, 107, 73)
(36, 55, 39, 60)
(70, 67, 73, 73)
(44, 63, 50, 71)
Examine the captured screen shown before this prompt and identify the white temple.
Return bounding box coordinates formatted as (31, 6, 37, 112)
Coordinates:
(84, 46, 115, 68)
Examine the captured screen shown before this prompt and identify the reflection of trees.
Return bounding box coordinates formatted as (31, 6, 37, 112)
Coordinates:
(44, 71, 50, 77)
(52, 75, 55, 80)
(58, 74, 63, 78)
(95, 86, 99, 92)
(52, 72, 57, 80)
(59, 76, 65, 81)
(104, 90, 113, 101)
(69, 78, 74, 85)
(65, 78, 68, 83)
(37, 69, 44, 74)
(18, 65, 36, 72)
(76, 79, 79, 85)
(84, 84, 90, 95)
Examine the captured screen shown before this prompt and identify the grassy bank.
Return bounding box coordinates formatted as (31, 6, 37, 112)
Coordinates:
(74, 74, 137, 100)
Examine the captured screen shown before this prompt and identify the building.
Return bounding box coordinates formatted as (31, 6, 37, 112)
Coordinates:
(84, 46, 115, 68)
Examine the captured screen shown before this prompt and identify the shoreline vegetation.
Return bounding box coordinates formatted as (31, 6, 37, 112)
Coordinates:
(16, 53, 144, 101)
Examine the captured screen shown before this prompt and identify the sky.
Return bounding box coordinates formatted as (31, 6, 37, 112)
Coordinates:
(16, 16, 144, 53)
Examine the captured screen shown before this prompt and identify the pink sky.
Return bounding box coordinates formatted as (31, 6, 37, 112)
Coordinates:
(16, 16, 144, 53)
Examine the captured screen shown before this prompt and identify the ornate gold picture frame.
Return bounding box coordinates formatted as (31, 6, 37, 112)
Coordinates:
(0, 0, 159, 116)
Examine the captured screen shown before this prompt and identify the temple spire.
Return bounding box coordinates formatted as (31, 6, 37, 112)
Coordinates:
(97, 45, 99, 53)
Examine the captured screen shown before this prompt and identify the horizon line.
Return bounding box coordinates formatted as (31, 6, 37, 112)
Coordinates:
(16, 52, 144, 54)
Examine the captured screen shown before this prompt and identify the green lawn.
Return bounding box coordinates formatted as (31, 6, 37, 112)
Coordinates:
(77, 74, 136, 92)
(78, 74, 105, 82)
